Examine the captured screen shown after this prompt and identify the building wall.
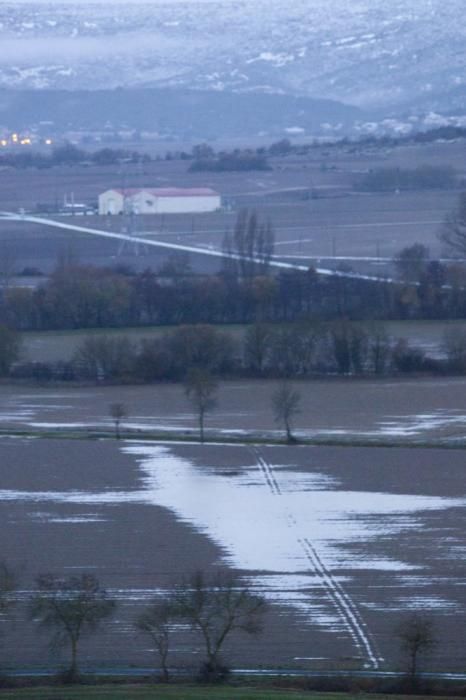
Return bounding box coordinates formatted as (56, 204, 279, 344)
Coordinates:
(131, 191, 158, 214)
(98, 190, 221, 215)
(98, 190, 125, 215)
(154, 195, 221, 214)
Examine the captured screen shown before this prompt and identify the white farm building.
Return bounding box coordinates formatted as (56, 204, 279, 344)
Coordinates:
(98, 187, 221, 215)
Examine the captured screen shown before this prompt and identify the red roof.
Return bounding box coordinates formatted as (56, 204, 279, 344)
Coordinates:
(108, 187, 219, 198)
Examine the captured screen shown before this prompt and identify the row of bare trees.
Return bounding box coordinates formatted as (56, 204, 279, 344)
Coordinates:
(0, 562, 439, 685)
(0, 565, 266, 683)
(136, 570, 266, 683)
(185, 372, 300, 445)
(12, 320, 456, 384)
(2, 250, 462, 338)
(109, 375, 302, 444)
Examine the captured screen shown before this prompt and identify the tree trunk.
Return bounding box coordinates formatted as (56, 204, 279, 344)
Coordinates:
(69, 637, 79, 681)
(161, 652, 169, 682)
(199, 409, 204, 443)
(285, 418, 292, 443)
(410, 648, 417, 678)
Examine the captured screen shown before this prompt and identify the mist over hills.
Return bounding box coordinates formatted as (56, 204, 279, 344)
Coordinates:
(1, 1, 466, 137)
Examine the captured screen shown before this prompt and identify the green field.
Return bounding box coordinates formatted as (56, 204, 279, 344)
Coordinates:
(20, 319, 466, 364)
(20, 325, 246, 363)
(0, 687, 453, 700)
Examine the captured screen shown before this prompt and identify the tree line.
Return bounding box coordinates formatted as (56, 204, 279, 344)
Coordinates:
(1, 142, 271, 171)
(4, 125, 466, 173)
(5, 189, 466, 331)
(189, 150, 271, 173)
(0, 564, 266, 684)
(0, 563, 438, 688)
(3, 259, 466, 333)
(0, 143, 151, 170)
(6, 189, 466, 332)
(7, 320, 466, 385)
(355, 165, 457, 192)
(107, 374, 301, 444)
(263, 125, 466, 156)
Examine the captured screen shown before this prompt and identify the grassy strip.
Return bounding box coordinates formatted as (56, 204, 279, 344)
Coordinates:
(0, 687, 455, 700)
(1, 426, 466, 451)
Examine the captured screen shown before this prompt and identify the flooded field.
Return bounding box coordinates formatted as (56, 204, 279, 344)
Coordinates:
(0, 437, 465, 671)
(2, 378, 466, 442)
(0, 379, 465, 671)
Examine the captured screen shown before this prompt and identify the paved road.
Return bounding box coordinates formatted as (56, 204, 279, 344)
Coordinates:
(0, 212, 396, 284)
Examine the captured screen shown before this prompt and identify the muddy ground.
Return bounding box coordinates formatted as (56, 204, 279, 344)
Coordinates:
(2, 378, 466, 442)
(0, 137, 465, 673)
(0, 438, 464, 673)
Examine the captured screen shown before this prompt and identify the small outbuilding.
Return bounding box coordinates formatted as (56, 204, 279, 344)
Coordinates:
(98, 187, 221, 215)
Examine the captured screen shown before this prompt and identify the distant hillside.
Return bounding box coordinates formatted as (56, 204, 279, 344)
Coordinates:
(0, 88, 364, 139)
(2, 0, 466, 117)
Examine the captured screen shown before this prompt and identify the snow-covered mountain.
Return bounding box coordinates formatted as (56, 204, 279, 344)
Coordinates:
(1, 0, 466, 115)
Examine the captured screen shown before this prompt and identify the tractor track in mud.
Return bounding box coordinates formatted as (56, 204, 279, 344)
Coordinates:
(249, 445, 382, 669)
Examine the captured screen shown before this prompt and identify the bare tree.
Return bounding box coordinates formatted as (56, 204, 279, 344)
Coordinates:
(135, 597, 180, 681)
(328, 320, 369, 375)
(439, 191, 466, 255)
(396, 614, 436, 679)
(30, 573, 116, 682)
(393, 243, 430, 282)
(109, 402, 128, 439)
(74, 335, 134, 381)
(0, 561, 16, 664)
(184, 368, 218, 442)
(271, 380, 302, 443)
(243, 323, 271, 374)
(223, 209, 275, 280)
(221, 228, 238, 280)
(443, 327, 466, 372)
(366, 323, 391, 375)
(168, 325, 235, 376)
(174, 570, 266, 681)
(0, 325, 21, 377)
(0, 562, 16, 615)
(0, 247, 17, 291)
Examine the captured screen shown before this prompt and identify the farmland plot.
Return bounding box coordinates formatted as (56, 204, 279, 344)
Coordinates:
(0, 143, 459, 277)
(3, 379, 466, 442)
(0, 437, 464, 672)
